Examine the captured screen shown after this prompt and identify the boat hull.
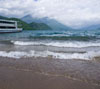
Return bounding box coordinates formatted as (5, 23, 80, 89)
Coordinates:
(0, 29, 22, 33)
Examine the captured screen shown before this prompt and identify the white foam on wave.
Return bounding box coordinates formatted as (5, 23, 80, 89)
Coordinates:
(0, 51, 33, 58)
(0, 50, 100, 60)
(12, 41, 100, 48)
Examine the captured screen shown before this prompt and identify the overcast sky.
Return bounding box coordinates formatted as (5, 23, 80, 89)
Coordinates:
(0, 0, 100, 28)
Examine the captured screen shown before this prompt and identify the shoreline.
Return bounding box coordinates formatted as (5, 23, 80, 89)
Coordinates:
(0, 57, 100, 89)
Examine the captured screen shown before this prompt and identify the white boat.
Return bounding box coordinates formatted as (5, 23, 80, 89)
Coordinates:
(0, 19, 22, 33)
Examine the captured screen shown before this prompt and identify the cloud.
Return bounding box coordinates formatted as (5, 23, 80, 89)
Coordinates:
(0, 0, 100, 28)
(0, 0, 35, 16)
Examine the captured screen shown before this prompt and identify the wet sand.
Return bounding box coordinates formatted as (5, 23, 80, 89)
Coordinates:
(0, 57, 100, 89)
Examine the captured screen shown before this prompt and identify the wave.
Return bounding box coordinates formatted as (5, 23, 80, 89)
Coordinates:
(28, 35, 97, 41)
(0, 50, 100, 60)
(0, 40, 13, 45)
(11, 41, 100, 48)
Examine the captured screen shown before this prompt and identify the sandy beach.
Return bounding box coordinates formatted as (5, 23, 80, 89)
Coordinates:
(0, 57, 100, 89)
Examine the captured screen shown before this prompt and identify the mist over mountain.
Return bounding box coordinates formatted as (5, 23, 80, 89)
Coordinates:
(80, 24, 100, 30)
(21, 15, 100, 30)
(21, 15, 73, 30)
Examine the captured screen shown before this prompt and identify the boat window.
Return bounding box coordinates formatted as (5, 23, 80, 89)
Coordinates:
(0, 26, 16, 29)
(0, 21, 15, 24)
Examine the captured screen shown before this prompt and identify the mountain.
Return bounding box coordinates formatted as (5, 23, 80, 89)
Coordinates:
(29, 22, 51, 30)
(21, 15, 73, 30)
(0, 15, 51, 30)
(21, 15, 34, 23)
(80, 24, 100, 30)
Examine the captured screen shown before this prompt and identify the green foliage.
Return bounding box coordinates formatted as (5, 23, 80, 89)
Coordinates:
(29, 22, 52, 30)
(0, 16, 8, 19)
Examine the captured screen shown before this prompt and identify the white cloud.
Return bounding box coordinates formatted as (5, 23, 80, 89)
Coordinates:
(0, 0, 100, 28)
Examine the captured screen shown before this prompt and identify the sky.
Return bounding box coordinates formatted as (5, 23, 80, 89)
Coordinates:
(0, 0, 100, 28)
